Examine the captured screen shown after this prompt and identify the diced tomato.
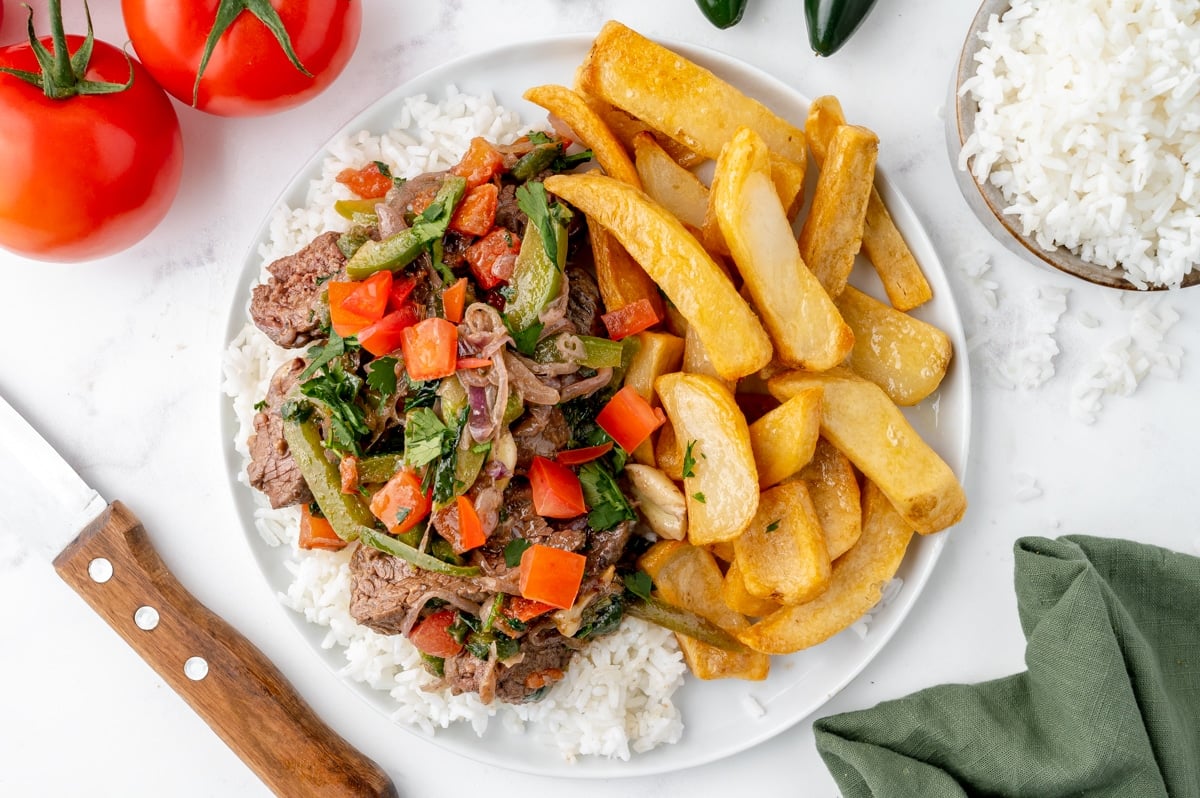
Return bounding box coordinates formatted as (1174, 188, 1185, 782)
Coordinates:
(408, 608, 463, 658)
(298, 505, 347, 551)
(340, 271, 392, 320)
(335, 162, 394, 199)
(339, 455, 359, 495)
(369, 467, 431, 535)
(456, 357, 492, 370)
(596, 385, 666, 454)
(455, 495, 487, 552)
(505, 596, 555, 623)
(519, 544, 587, 610)
(450, 137, 505, 190)
(388, 275, 419, 312)
(327, 281, 375, 337)
(464, 227, 520, 290)
(528, 456, 586, 519)
(442, 277, 468, 324)
(601, 297, 662, 340)
(449, 183, 498, 237)
(400, 317, 460, 381)
(555, 442, 613, 466)
(358, 305, 420, 357)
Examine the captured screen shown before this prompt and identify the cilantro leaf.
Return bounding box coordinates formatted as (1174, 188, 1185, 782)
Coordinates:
(366, 356, 398, 398)
(300, 327, 357, 380)
(253, 399, 267, 411)
(404, 376, 439, 412)
(504, 538, 532, 568)
(404, 407, 451, 468)
(526, 131, 554, 146)
(299, 364, 369, 455)
(515, 181, 571, 267)
(682, 440, 698, 479)
(623, 571, 653, 601)
(579, 461, 636, 530)
(503, 313, 544, 357)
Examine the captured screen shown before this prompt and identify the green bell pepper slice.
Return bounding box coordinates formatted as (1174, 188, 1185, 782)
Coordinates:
(345, 176, 467, 280)
(504, 221, 565, 332)
(282, 418, 377, 541)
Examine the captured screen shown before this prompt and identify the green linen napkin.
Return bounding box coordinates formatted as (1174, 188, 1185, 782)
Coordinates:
(814, 535, 1200, 798)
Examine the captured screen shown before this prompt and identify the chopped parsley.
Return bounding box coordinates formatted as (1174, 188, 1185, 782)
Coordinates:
(692, 492, 707, 504)
(504, 538, 532, 567)
(765, 519, 781, 533)
(299, 363, 369, 455)
(253, 399, 267, 411)
(300, 327, 356, 380)
(623, 571, 653, 602)
(579, 460, 636, 530)
(682, 440, 698, 479)
(403, 408, 452, 468)
(526, 131, 554, 146)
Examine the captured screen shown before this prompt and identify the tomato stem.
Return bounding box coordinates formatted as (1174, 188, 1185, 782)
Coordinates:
(0, 0, 132, 99)
(194, 0, 313, 107)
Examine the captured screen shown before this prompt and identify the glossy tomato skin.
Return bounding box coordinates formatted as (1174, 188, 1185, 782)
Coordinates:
(122, 0, 361, 116)
(0, 36, 184, 262)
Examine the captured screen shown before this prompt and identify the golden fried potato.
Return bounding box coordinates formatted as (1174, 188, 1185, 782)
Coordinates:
(769, 367, 966, 535)
(524, 84, 641, 188)
(806, 96, 932, 310)
(578, 21, 807, 164)
(835, 285, 952, 406)
(656, 373, 758, 545)
(712, 127, 854, 371)
(797, 124, 879, 299)
(655, 420, 685, 482)
(587, 218, 664, 320)
(655, 545, 769, 680)
(638, 539, 686, 580)
(683, 325, 736, 394)
(706, 540, 736, 564)
(624, 331, 685, 405)
(738, 480, 913, 654)
(794, 438, 861, 559)
(579, 94, 705, 168)
(722, 559, 782, 618)
(749, 386, 822, 488)
(734, 481, 831, 605)
(633, 132, 709, 229)
(546, 173, 772, 380)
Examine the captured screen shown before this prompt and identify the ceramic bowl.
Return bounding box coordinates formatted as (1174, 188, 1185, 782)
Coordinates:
(946, 0, 1200, 290)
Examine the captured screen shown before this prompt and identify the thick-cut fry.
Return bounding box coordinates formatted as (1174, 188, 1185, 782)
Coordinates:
(578, 21, 808, 164)
(683, 325, 736, 394)
(798, 124, 879, 299)
(579, 94, 705, 168)
(794, 438, 861, 559)
(722, 560, 782, 617)
(524, 84, 641, 188)
(739, 480, 914, 654)
(806, 96, 932, 310)
(735, 481, 831, 605)
(656, 373, 759, 544)
(769, 367, 966, 535)
(835, 285, 952, 406)
(587, 219, 665, 318)
(749, 386, 822, 488)
(713, 127, 854, 370)
(638, 539, 686, 580)
(655, 545, 770, 680)
(633, 132, 709, 229)
(655, 420, 684, 481)
(624, 330, 685, 404)
(546, 173, 772, 380)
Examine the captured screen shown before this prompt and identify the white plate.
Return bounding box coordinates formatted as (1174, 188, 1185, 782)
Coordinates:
(221, 33, 971, 779)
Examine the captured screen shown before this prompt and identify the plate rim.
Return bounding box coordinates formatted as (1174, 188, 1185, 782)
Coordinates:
(218, 30, 972, 779)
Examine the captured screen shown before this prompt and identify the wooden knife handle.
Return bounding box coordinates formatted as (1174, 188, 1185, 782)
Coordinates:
(53, 501, 398, 798)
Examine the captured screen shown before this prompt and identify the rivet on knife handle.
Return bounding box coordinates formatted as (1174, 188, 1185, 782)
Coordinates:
(52, 501, 398, 798)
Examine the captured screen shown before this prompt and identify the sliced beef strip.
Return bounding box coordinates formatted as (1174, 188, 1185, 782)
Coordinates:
(564, 265, 607, 338)
(348, 545, 490, 635)
(246, 358, 312, 509)
(494, 620, 575, 703)
(491, 483, 586, 554)
(585, 518, 634, 576)
(511, 406, 571, 473)
(250, 231, 346, 349)
(383, 171, 446, 219)
(443, 651, 496, 702)
(493, 183, 527, 238)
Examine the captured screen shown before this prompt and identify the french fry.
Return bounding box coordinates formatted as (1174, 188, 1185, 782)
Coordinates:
(638, 539, 686, 580)
(655, 420, 685, 481)
(739, 480, 913, 654)
(769, 367, 966, 535)
(683, 325, 736, 394)
(835, 285, 952, 406)
(734, 481, 832, 605)
(794, 438, 861, 559)
(806, 96, 932, 310)
(523, 84, 641, 188)
(706, 540, 736, 564)
(656, 373, 759, 544)
(587, 219, 665, 318)
(633, 132, 709, 229)
(722, 559, 782, 617)
(624, 330, 685, 404)
(578, 21, 808, 165)
(749, 386, 822, 488)
(712, 127, 854, 371)
(579, 94, 705, 168)
(655, 545, 769, 680)
(797, 124, 879, 299)
(546, 173, 772, 380)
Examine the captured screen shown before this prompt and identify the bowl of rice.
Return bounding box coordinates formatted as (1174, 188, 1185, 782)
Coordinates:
(949, 0, 1200, 290)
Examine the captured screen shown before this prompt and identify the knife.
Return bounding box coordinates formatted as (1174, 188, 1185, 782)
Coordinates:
(0, 393, 398, 798)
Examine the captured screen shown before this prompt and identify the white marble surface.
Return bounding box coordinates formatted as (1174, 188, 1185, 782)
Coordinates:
(0, 1, 1196, 795)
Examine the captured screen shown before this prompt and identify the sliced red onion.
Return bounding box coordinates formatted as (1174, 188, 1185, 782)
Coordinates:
(467, 385, 495, 441)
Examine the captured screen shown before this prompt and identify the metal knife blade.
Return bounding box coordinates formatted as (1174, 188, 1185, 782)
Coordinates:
(0, 391, 397, 798)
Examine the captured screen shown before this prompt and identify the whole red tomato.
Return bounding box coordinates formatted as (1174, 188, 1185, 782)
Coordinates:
(0, 34, 184, 261)
(122, 0, 361, 116)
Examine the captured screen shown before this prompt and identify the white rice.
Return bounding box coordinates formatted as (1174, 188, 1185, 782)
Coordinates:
(220, 89, 686, 760)
(958, 0, 1200, 288)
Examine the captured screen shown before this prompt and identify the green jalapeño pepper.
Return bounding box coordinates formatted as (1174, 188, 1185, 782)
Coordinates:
(805, 0, 880, 56)
(695, 0, 748, 29)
